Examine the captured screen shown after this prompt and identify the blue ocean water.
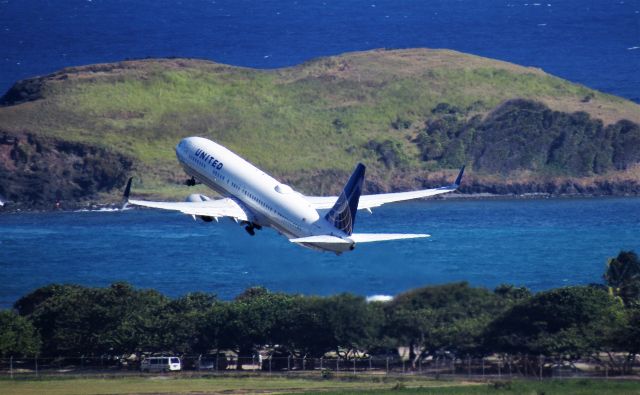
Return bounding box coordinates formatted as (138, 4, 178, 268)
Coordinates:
(0, 0, 639, 102)
(1, 3, 639, 306)
(1, 198, 639, 307)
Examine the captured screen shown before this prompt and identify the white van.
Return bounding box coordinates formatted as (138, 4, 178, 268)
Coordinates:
(141, 356, 181, 372)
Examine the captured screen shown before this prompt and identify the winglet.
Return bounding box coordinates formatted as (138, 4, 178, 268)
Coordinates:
(454, 165, 465, 187)
(122, 177, 133, 209)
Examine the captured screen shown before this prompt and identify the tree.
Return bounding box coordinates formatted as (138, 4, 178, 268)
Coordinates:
(271, 296, 336, 358)
(493, 284, 532, 302)
(322, 293, 381, 358)
(0, 310, 41, 357)
(197, 301, 234, 354)
(382, 282, 521, 367)
(225, 288, 296, 369)
(14, 282, 168, 356)
(158, 292, 217, 354)
(604, 250, 640, 306)
(484, 286, 626, 358)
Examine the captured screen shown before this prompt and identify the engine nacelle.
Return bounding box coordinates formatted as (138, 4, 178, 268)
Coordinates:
(186, 194, 211, 203)
(186, 194, 214, 222)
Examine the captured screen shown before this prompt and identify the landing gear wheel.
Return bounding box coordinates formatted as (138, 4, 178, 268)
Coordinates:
(186, 177, 197, 186)
(245, 225, 256, 236)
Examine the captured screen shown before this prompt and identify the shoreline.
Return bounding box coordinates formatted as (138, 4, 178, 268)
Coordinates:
(1, 192, 638, 214)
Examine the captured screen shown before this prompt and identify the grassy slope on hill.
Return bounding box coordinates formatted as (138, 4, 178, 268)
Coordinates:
(0, 48, 638, 201)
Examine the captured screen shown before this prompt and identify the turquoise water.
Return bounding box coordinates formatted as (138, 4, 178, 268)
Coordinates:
(1, 197, 638, 307)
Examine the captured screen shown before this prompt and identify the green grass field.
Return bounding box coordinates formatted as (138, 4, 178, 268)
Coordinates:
(298, 379, 640, 395)
(1, 376, 639, 395)
(0, 375, 470, 395)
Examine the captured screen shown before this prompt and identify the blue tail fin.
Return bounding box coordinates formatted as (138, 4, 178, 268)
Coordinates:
(325, 163, 365, 235)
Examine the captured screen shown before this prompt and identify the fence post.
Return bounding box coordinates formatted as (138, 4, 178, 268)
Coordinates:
(35, 356, 38, 377)
(402, 359, 405, 374)
(269, 356, 272, 375)
(320, 357, 323, 371)
(467, 355, 471, 378)
(100, 355, 103, 369)
(539, 355, 543, 380)
(498, 357, 501, 378)
(252, 355, 256, 371)
(419, 357, 422, 374)
(369, 356, 372, 371)
(386, 357, 389, 374)
(508, 355, 512, 378)
(482, 357, 485, 379)
(81, 355, 84, 370)
(353, 358, 356, 374)
(336, 357, 339, 373)
(287, 355, 291, 372)
(10, 356, 13, 379)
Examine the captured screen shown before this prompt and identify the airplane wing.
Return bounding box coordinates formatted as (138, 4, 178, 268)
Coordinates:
(123, 179, 249, 222)
(127, 198, 249, 221)
(305, 166, 465, 210)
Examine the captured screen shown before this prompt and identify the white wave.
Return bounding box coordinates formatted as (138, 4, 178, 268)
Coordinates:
(73, 207, 129, 213)
(538, 23, 547, 26)
(627, 46, 639, 50)
(366, 294, 393, 303)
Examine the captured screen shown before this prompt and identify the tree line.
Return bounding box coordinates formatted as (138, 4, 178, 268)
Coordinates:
(1, 251, 639, 373)
(412, 99, 640, 175)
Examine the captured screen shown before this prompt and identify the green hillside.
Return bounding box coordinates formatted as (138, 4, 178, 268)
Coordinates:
(0, 48, 639, 205)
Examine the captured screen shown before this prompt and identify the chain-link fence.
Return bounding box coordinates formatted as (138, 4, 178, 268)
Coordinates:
(0, 354, 637, 379)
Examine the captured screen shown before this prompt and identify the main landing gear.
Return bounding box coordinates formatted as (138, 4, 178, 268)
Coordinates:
(185, 177, 198, 186)
(243, 222, 262, 236)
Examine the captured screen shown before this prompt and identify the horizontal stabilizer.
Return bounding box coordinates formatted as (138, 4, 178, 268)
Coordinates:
(290, 233, 429, 245)
(349, 233, 430, 243)
(289, 235, 352, 244)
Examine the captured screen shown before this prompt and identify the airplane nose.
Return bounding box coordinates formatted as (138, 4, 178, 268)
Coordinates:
(176, 137, 195, 151)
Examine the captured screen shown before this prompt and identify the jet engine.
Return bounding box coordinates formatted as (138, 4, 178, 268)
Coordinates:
(186, 194, 214, 222)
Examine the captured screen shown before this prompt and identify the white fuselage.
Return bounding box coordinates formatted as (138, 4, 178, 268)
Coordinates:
(175, 137, 348, 250)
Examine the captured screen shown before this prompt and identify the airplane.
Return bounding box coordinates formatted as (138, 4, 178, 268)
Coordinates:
(124, 137, 464, 254)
